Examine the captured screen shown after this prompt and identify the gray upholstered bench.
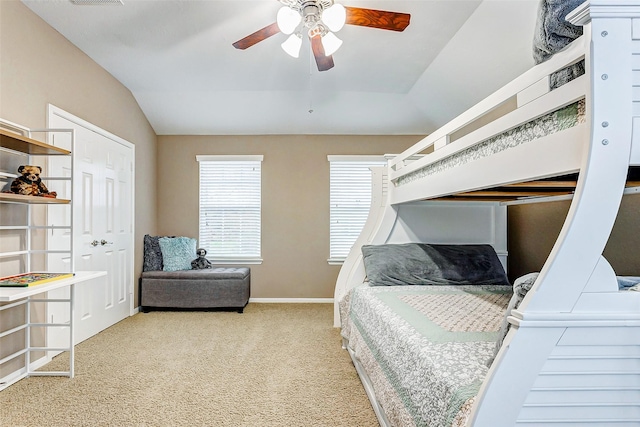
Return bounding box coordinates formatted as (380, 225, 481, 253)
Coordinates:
(140, 267, 250, 313)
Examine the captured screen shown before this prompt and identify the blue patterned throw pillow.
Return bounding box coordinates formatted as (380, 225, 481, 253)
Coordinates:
(158, 237, 197, 272)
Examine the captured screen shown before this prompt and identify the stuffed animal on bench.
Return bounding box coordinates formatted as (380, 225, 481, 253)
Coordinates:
(191, 248, 212, 269)
(10, 165, 57, 198)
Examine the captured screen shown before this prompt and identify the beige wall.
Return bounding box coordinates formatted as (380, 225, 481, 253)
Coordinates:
(0, 0, 158, 298)
(507, 194, 640, 281)
(157, 135, 420, 298)
(0, 0, 157, 379)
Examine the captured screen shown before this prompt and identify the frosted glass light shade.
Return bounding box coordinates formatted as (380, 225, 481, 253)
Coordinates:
(281, 33, 302, 58)
(321, 31, 343, 56)
(322, 3, 346, 32)
(277, 6, 301, 35)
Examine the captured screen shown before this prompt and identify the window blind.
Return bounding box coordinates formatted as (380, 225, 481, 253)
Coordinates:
(329, 157, 386, 262)
(197, 156, 262, 261)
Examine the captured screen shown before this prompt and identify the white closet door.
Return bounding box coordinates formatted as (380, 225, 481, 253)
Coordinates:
(47, 107, 134, 347)
(100, 132, 133, 332)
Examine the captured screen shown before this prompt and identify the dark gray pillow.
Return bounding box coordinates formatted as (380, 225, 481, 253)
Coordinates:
(361, 243, 509, 287)
(143, 235, 163, 272)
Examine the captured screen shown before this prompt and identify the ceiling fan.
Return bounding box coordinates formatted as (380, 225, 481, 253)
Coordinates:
(232, 0, 411, 72)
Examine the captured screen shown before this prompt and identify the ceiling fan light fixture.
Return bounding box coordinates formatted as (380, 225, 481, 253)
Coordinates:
(321, 31, 342, 56)
(277, 6, 301, 35)
(233, 1, 411, 72)
(281, 33, 303, 58)
(322, 3, 346, 32)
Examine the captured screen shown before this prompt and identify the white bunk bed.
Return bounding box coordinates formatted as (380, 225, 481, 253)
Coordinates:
(335, 1, 640, 426)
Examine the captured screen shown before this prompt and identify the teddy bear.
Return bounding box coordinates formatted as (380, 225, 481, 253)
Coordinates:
(191, 248, 212, 269)
(10, 165, 57, 198)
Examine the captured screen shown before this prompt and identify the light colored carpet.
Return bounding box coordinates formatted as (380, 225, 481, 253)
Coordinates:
(0, 304, 378, 427)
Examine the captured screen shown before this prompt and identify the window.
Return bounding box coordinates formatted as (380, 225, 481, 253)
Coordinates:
(196, 155, 262, 263)
(328, 156, 387, 263)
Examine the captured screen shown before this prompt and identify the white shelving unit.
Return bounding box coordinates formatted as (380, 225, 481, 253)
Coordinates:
(0, 119, 104, 391)
(0, 121, 73, 270)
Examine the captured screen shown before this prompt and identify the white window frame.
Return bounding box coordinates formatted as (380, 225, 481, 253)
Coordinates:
(196, 155, 263, 264)
(328, 155, 387, 265)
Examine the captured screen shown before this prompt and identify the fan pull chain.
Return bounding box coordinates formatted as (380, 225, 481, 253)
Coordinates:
(308, 45, 314, 114)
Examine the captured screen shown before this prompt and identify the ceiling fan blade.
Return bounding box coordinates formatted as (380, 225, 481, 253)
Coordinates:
(344, 6, 410, 32)
(311, 35, 335, 72)
(232, 22, 280, 50)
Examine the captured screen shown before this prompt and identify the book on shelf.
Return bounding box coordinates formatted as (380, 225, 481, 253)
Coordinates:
(0, 272, 74, 287)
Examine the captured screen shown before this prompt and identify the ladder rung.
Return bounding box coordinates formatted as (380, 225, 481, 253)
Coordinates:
(0, 323, 28, 339)
(0, 299, 28, 311)
(30, 371, 71, 377)
(0, 349, 27, 365)
(29, 347, 71, 352)
(29, 323, 70, 328)
(29, 299, 71, 303)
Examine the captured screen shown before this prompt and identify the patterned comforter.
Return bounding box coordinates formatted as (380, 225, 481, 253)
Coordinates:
(340, 284, 512, 427)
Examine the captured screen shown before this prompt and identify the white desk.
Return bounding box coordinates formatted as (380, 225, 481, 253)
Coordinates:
(0, 271, 106, 390)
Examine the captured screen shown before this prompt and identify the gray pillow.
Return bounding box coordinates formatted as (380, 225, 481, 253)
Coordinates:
(361, 243, 509, 287)
(533, 0, 583, 64)
(143, 235, 163, 272)
(532, 0, 585, 89)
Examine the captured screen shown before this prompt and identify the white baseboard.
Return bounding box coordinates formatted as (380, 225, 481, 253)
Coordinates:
(249, 298, 334, 303)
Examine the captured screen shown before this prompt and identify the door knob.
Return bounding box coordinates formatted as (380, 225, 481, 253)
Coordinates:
(91, 240, 99, 247)
(100, 239, 113, 246)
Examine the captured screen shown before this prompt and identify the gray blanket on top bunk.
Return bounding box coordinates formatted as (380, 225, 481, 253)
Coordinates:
(533, 0, 585, 88)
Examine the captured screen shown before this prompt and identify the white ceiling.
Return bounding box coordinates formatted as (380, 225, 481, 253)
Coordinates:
(22, 0, 539, 135)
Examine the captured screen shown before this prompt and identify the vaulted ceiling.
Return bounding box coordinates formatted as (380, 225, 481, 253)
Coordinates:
(23, 0, 539, 135)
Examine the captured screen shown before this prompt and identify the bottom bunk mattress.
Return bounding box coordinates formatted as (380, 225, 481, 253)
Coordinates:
(340, 283, 512, 427)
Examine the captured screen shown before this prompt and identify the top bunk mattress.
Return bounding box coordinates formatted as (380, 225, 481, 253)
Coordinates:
(340, 283, 512, 427)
